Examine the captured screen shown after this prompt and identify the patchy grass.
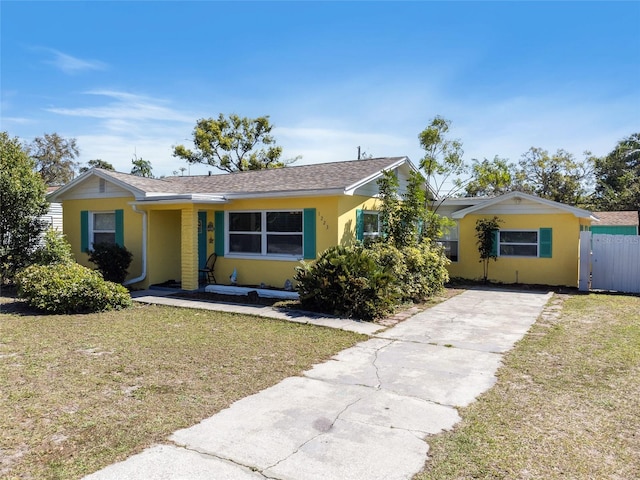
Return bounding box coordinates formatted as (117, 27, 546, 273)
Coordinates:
(417, 293, 640, 480)
(0, 297, 366, 479)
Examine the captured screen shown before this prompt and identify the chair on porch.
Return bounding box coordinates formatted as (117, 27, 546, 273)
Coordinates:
(199, 253, 217, 285)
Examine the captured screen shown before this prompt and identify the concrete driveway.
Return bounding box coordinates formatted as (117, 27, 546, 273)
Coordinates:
(84, 288, 552, 480)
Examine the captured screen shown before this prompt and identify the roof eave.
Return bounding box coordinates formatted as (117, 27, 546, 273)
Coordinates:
(344, 157, 416, 194)
(132, 194, 229, 205)
(451, 191, 595, 219)
(47, 168, 148, 202)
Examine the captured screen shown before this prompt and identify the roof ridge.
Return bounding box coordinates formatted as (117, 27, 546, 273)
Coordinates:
(164, 156, 406, 179)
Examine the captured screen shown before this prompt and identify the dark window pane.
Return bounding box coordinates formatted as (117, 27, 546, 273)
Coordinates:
(229, 212, 261, 232)
(229, 234, 262, 253)
(94, 232, 116, 245)
(363, 213, 379, 233)
(500, 231, 537, 244)
(267, 212, 302, 232)
(500, 244, 537, 256)
(441, 240, 458, 262)
(267, 234, 303, 255)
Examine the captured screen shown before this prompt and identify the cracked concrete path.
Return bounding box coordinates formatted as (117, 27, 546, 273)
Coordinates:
(83, 288, 552, 480)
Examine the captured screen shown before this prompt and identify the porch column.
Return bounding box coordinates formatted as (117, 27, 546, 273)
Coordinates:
(181, 205, 199, 291)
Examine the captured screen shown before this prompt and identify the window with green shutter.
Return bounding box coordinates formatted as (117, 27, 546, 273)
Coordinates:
(539, 228, 552, 258)
(81, 209, 124, 250)
(220, 209, 316, 259)
(494, 228, 552, 258)
(356, 209, 380, 243)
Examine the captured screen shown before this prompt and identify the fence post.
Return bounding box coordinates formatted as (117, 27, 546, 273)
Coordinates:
(578, 231, 591, 292)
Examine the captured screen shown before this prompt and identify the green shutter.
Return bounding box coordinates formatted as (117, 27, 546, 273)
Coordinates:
(303, 208, 317, 259)
(214, 211, 225, 257)
(80, 210, 89, 252)
(355, 209, 364, 241)
(115, 209, 124, 246)
(490, 230, 499, 257)
(539, 228, 552, 258)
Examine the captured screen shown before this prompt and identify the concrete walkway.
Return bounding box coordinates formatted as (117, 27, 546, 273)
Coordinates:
(131, 289, 384, 335)
(85, 288, 552, 480)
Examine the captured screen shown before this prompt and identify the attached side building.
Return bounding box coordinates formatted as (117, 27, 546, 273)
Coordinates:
(438, 192, 597, 287)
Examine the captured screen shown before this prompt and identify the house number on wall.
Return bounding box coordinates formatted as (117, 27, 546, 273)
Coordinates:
(318, 213, 329, 230)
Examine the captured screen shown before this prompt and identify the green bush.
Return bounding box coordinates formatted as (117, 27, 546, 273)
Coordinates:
(294, 245, 398, 321)
(16, 263, 132, 314)
(87, 243, 133, 283)
(401, 243, 450, 301)
(33, 228, 74, 265)
(369, 242, 450, 303)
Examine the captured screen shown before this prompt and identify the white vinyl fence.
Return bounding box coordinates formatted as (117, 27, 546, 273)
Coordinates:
(580, 232, 640, 294)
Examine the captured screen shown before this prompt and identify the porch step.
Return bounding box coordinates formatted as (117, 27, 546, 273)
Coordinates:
(205, 285, 299, 300)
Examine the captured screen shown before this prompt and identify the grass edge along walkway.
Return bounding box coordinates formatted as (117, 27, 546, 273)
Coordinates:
(0, 300, 367, 480)
(416, 292, 640, 480)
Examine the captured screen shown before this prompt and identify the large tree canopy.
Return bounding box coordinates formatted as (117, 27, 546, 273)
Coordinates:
(1, 132, 49, 283)
(173, 114, 290, 173)
(130, 156, 153, 178)
(513, 147, 594, 206)
(464, 156, 514, 197)
(592, 133, 640, 211)
(28, 132, 79, 185)
(79, 159, 114, 173)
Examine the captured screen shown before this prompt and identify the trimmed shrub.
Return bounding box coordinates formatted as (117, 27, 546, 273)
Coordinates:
(369, 241, 450, 303)
(88, 243, 133, 283)
(294, 245, 398, 321)
(16, 263, 132, 314)
(33, 228, 74, 265)
(400, 243, 450, 301)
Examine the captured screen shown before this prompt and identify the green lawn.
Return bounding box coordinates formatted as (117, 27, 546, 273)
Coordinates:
(416, 293, 640, 480)
(0, 298, 366, 479)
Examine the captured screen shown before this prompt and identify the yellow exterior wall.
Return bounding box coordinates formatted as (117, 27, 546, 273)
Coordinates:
(447, 213, 582, 287)
(62, 197, 144, 283)
(146, 210, 181, 287)
(200, 196, 339, 287)
(195, 195, 384, 287)
(337, 196, 381, 246)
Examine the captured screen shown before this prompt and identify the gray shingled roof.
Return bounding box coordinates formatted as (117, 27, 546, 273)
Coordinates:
(94, 169, 180, 193)
(100, 157, 408, 196)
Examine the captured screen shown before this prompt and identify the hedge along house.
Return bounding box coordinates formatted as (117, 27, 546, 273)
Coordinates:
(47, 157, 417, 291)
(437, 192, 598, 287)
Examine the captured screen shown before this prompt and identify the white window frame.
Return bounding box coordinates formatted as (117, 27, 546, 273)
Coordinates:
(439, 220, 459, 262)
(498, 229, 539, 257)
(226, 210, 304, 260)
(89, 211, 116, 249)
(362, 210, 381, 241)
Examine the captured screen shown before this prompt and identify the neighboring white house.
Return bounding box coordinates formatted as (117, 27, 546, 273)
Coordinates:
(42, 186, 63, 231)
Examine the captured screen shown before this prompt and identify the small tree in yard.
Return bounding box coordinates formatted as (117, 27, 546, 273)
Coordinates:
(476, 216, 502, 283)
(377, 169, 429, 248)
(1, 132, 49, 284)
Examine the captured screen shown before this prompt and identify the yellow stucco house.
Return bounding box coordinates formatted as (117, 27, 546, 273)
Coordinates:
(48, 157, 416, 291)
(437, 192, 597, 287)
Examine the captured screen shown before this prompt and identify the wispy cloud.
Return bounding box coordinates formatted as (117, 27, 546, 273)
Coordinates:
(45, 90, 201, 175)
(41, 48, 107, 74)
(47, 90, 194, 124)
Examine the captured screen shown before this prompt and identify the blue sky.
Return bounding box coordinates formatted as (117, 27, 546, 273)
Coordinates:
(2, 1, 639, 179)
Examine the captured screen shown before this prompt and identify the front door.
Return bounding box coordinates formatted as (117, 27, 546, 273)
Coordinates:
(198, 211, 207, 270)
